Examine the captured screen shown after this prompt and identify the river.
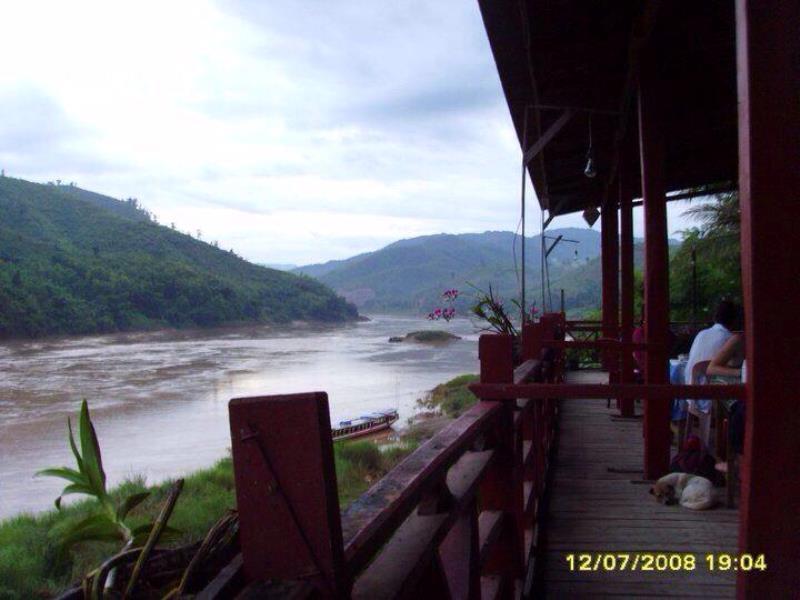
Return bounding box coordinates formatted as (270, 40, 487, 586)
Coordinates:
(0, 315, 479, 518)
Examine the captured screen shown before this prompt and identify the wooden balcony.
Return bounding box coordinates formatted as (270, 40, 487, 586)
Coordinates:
(202, 314, 752, 598)
(537, 371, 738, 598)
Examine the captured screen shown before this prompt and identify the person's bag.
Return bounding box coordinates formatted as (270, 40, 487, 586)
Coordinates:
(670, 434, 724, 485)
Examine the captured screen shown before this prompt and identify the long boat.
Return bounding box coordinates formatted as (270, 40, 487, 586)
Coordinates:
(332, 409, 399, 441)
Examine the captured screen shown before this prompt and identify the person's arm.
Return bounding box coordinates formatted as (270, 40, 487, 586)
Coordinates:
(706, 334, 744, 377)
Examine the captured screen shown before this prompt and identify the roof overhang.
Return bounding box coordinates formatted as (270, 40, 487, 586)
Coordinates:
(478, 0, 738, 217)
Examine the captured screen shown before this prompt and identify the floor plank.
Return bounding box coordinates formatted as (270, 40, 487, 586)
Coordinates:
(537, 371, 739, 599)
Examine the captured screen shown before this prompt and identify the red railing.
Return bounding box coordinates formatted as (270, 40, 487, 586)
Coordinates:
(201, 313, 744, 598)
(201, 317, 566, 598)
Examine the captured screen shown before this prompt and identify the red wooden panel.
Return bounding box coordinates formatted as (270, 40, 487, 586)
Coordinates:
(229, 393, 347, 595)
(735, 0, 800, 595)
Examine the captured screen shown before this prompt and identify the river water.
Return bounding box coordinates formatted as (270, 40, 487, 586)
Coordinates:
(0, 315, 479, 518)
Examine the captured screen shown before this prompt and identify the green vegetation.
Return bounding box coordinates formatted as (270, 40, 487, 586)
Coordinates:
(670, 191, 741, 322)
(403, 330, 461, 343)
(417, 374, 479, 418)
(0, 439, 415, 599)
(37, 401, 177, 553)
(0, 460, 234, 599)
(296, 228, 609, 315)
(0, 177, 357, 338)
(334, 440, 418, 506)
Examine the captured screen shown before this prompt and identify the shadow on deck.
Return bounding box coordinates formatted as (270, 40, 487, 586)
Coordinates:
(537, 370, 739, 598)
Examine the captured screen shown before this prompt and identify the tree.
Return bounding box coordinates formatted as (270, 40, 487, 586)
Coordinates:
(670, 191, 741, 322)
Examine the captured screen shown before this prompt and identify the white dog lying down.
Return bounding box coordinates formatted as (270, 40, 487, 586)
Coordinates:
(649, 472, 716, 510)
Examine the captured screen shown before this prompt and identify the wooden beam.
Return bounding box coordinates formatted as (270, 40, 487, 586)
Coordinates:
(735, 0, 800, 595)
(601, 201, 620, 383)
(523, 109, 573, 165)
(619, 159, 636, 417)
(469, 383, 745, 401)
(638, 51, 671, 480)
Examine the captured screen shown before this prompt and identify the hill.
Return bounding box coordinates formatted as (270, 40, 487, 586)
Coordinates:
(0, 177, 357, 337)
(295, 228, 632, 315)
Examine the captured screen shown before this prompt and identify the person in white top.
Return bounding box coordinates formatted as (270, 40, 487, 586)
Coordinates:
(685, 301, 741, 416)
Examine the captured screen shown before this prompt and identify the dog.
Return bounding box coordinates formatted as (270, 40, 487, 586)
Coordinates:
(649, 472, 716, 510)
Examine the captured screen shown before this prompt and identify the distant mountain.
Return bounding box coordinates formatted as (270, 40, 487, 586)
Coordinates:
(260, 263, 299, 272)
(294, 228, 634, 315)
(0, 177, 357, 338)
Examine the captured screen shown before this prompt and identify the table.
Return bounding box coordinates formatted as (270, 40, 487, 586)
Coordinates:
(669, 359, 688, 421)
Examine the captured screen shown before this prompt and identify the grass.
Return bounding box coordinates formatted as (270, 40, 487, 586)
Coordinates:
(0, 439, 418, 599)
(416, 373, 479, 418)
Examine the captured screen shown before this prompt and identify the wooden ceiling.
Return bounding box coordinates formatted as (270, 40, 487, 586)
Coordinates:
(478, 0, 738, 216)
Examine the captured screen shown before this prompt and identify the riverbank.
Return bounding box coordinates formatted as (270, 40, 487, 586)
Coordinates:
(0, 438, 418, 599)
(0, 372, 477, 598)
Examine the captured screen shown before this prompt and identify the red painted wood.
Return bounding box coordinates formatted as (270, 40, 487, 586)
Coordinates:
(638, 55, 672, 479)
(228, 393, 347, 596)
(342, 401, 501, 575)
(619, 162, 636, 417)
(438, 503, 480, 599)
(521, 323, 541, 362)
(469, 383, 745, 401)
(479, 334, 514, 385)
(735, 0, 800, 595)
(601, 198, 620, 381)
(548, 340, 647, 351)
(478, 334, 524, 579)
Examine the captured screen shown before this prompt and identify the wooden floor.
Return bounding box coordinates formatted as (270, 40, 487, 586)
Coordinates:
(536, 371, 739, 599)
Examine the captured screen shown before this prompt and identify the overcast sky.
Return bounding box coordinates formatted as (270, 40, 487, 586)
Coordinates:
(0, 0, 700, 265)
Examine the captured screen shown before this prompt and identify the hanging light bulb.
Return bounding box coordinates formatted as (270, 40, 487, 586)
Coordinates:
(584, 154, 596, 178)
(584, 115, 597, 178)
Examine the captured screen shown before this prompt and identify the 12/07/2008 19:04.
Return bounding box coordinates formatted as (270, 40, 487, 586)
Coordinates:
(564, 553, 767, 572)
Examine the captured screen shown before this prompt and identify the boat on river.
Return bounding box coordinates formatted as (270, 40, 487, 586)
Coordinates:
(332, 409, 399, 441)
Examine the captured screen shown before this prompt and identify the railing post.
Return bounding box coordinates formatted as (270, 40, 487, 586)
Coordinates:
(478, 334, 524, 583)
(229, 393, 348, 597)
(521, 321, 541, 362)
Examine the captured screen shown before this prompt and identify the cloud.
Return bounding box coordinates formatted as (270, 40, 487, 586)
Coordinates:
(0, 0, 697, 266)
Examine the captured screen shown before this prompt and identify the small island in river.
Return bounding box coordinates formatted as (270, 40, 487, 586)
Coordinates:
(388, 330, 461, 344)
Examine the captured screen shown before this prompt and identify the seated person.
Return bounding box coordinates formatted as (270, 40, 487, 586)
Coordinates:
(706, 333, 745, 379)
(709, 343, 747, 473)
(685, 300, 741, 401)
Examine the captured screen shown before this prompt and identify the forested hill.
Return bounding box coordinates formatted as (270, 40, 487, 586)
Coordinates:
(0, 177, 357, 338)
(295, 228, 628, 315)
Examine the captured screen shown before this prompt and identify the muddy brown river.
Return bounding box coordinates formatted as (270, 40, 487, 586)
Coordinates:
(0, 315, 479, 518)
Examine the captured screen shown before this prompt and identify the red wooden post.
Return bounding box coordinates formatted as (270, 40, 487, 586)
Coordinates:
(735, 0, 800, 595)
(638, 55, 671, 479)
(478, 334, 524, 579)
(521, 322, 541, 362)
(601, 198, 620, 393)
(229, 393, 348, 597)
(619, 165, 636, 417)
(601, 201, 620, 349)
